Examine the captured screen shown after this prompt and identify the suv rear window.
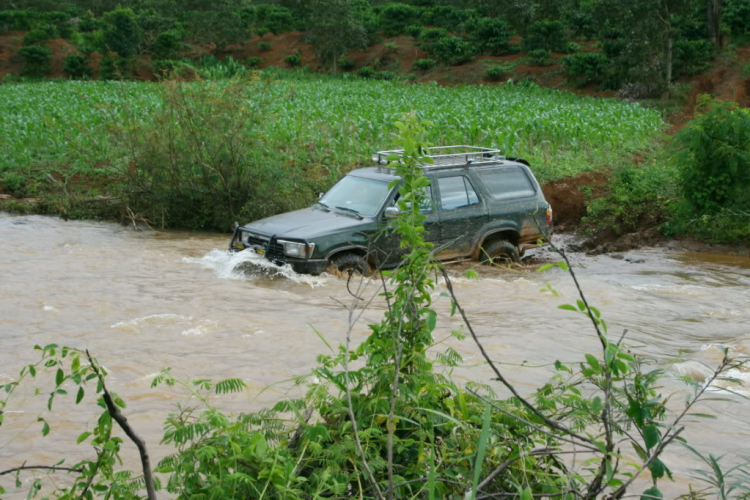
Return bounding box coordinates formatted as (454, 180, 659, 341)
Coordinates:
(477, 166, 535, 200)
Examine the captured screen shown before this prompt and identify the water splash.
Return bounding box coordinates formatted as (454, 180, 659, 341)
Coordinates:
(183, 249, 329, 288)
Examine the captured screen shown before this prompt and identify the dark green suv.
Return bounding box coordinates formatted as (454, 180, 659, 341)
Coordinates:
(229, 146, 553, 275)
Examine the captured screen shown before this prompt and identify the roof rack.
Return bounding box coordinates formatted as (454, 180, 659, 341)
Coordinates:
(372, 145, 504, 170)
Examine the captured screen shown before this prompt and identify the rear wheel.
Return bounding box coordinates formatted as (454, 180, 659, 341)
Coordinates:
(331, 253, 372, 277)
(480, 239, 519, 265)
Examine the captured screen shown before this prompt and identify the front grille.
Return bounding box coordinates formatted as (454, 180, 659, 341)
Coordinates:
(266, 239, 285, 259)
(246, 234, 267, 246)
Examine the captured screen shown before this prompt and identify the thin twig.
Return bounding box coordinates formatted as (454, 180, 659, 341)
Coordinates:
(85, 350, 157, 500)
(0, 465, 83, 476)
(339, 276, 386, 500)
(439, 266, 594, 446)
(466, 389, 599, 452)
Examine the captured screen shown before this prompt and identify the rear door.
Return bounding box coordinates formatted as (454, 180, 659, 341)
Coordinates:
(434, 174, 487, 259)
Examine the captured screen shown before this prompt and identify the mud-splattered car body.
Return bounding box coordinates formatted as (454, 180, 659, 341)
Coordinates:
(229, 146, 553, 275)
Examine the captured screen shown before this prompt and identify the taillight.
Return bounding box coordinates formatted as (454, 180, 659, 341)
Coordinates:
(546, 205, 553, 226)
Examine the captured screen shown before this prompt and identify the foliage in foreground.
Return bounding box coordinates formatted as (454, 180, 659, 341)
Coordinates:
(1, 115, 748, 500)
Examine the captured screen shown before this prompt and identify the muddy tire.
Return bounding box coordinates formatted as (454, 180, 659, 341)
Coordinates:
(331, 253, 372, 276)
(481, 239, 519, 265)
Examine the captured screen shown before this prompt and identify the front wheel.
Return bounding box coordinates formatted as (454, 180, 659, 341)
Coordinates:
(480, 239, 519, 265)
(331, 253, 372, 277)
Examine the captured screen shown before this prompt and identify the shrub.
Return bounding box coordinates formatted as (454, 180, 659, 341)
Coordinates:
(151, 59, 178, 79)
(420, 5, 476, 29)
(246, 56, 262, 68)
(384, 42, 399, 54)
(197, 55, 248, 79)
(379, 3, 420, 36)
(405, 24, 422, 39)
(255, 26, 269, 37)
(99, 55, 132, 80)
(425, 35, 475, 65)
(258, 41, 272, 51)
(466, 17, 515, 56)
(524, 20, 567, 52)
(18, 45, 52, 77)
(723, 0, 750, 41)
(485, 62, 515, 81)
(23, 25, 57, 45)
(562, 52, 608, 85)
(528, 48, 552, 66)
(283, 51, 302, 67)
(355, 65, 375, 78)
(373, 70, 398, 80)
(152, 30, 182, 60)
(419, 27, 449, 43)
(338, 55, 355, 71)
(255, 5, 295, 35)
(671, 97, 750, 214)
(102, 7, 141, 58)
(63, 54, 91, 78)
(564, 41, 581, 54)
(673, 39, 713, 77)
(412, 58, 437, 71)
(0, 10, 33, 31)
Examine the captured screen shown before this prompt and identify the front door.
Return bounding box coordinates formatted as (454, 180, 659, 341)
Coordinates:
(373, 184, 440, 268)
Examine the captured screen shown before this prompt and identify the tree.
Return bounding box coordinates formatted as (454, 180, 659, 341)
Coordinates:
(593, 0, 701, 96)
(180, 0, 250, 54)
(306, 0, 367, 73)
(101, 7, 141, 58)
(706, 0, 723, 47)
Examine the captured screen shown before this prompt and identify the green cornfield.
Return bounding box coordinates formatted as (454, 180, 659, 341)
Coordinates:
(0, 77, 663, 178)
(0, 76, 664, 228)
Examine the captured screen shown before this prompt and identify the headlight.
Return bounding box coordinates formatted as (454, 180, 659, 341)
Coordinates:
(280, 241, 314, 259)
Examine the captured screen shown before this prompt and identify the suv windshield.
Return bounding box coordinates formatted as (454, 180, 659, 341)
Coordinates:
(319, 175, 391, 217)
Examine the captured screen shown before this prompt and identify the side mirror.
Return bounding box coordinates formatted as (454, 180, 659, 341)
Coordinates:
(384, 206, 399, 219)
(318, 192, 324, 199)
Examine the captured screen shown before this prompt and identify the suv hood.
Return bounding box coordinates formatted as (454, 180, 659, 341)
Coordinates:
(241, 207, 373, 240)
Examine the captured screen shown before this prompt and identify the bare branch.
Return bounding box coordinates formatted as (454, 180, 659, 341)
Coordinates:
(0, 465, 82, 476)
(85, 350, 157, 500)
(439, 266, 595, 446)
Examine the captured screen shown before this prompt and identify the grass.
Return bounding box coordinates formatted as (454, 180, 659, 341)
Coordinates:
(0, 72, 665, 227)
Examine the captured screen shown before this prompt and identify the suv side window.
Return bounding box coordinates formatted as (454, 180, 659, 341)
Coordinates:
(438, 176, 480, 210)
(476, 166, 535, 200)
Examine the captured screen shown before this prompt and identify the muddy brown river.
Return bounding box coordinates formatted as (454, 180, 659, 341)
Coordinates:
(1, 213, 749, 498)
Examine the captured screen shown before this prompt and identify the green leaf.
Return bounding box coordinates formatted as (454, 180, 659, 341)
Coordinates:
(537, 263, 554, 273)
(38, 418, 50, 437)
(426, 310, 437, 332)
(77, 431, 92, 444)
(28, 364, 36, 377)
(585, 354, 601, 372)
(591, 396, 602, 414)
(641, 486, 663, 500)
(71, 356, 80, 372)
(649, 458, 666, 479)
(520, 486, 533, 500)
(55, 368, 64, 387)
(558, 304, 577, 311)
(76, 386, 85, 404)
(644, 425, 660, 450)
(577, 299, 586, 311)
(470, 404, 492, 500)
